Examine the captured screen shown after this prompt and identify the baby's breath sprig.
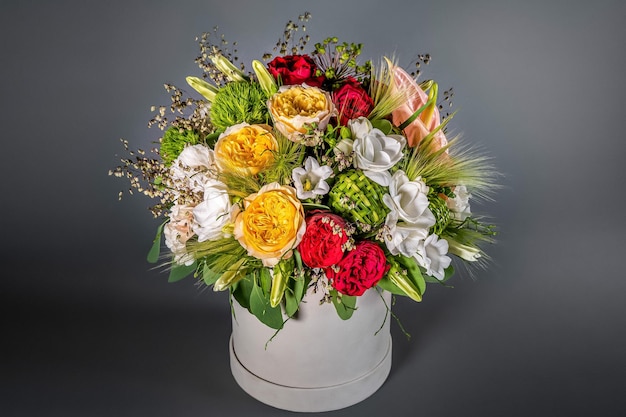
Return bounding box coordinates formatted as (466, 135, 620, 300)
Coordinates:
(109, 139, 172, 217)
(195, 27, 243, 86)
(265, 12, 312, 60)
(148, 84, 214, 138)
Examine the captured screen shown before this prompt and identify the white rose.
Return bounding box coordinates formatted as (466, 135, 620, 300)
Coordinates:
(353, 128, 406, 186)
(415, 234, 451, 281)
(192, 179, 232, 242)
(383, 170, 436, 228)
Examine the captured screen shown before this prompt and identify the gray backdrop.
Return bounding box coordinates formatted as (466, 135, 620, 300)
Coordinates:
(2, 0, 625, 416)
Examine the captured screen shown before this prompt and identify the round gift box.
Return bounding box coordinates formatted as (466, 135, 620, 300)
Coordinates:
(229, 287, 392, 412)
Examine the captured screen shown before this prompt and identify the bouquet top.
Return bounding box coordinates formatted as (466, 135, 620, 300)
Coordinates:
(111, 13, 497, 329)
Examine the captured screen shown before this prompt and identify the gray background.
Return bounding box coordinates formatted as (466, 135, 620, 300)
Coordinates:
(2, 0, 625, 416)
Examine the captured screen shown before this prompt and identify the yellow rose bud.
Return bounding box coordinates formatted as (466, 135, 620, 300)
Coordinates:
(214, 123, 278, 176)
(233, 183, 306, 267)
(267, 85, 335, 142)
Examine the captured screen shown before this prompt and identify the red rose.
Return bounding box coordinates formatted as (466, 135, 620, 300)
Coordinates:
(298, 211, 349, 268)
(325, 241, 388, 296)
(267, 55, 325, 88)
(332, 79, 374, 126)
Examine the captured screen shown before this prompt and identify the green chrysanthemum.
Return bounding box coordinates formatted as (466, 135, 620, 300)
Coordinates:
(160, 127, 200, 166)
(210, 81, 269, 130)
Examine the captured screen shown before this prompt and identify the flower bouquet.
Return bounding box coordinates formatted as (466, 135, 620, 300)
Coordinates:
(112, 13, 496, 411)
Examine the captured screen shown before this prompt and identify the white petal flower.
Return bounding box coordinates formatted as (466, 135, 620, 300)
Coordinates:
(353, 128, 406, 174)
(192, 179, 232, 242)
(383, 211, 429, 257)
(164, 204, 196, 266)
(292, 156, 334, 200)
(446, 185, 472, 221)
(348, 117, 373, 139)
(383, 170, 436, 228)
(415, 234, 451, 281)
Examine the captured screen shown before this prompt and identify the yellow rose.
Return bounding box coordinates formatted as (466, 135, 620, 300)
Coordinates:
(233, 183, 306, 267)
(267, 85, 335, 142)
(214, 123, 278, 175)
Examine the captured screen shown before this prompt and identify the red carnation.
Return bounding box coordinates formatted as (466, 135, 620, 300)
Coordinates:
(325, 241, 388, 296)
(267, 55, 325, 88)
(298, 211, 349, 269)
(332, 79, 374, 126)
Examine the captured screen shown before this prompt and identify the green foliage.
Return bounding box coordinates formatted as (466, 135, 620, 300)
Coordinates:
(168, 261, 197, 283)
(428, 192, 451, 235)
(147, 222, 166, 263)
(231, 275, 255, 310)
(331, 290, 357, 320)
(250, 276, 284, 329)
(380, 255, 426, 301)
(261, 133, 306, 185)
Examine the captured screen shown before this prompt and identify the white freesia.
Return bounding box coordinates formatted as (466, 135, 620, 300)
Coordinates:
(383, 170, 436, 228)
(383, 211, 429, 257)
(164, 204, 195, 266)
(192, 179, 232, 242)
(353, 127, 406, 186)
(169, 144, 215, 194)
(292, 156, 333, 200)
(348, 116, 373, 139)
(415, 234, 451, 281)
(447, 185, 471, 221)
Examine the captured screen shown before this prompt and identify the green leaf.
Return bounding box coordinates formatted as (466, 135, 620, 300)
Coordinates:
(424, 264, 455, 284)
(231, 274, 254, 310)
(331, 290, 357, 320)
(371, 119, 393, 134)
(250, 279, 284, 329)
(147, 221, 167, 263)
(383, 255, 425, 301)
(202, 263, 220, 286)
(284, 274, 306, 318)
(259, 267, 272, 296)
(376, 275, 406, 296)
(397, 255, 426, 295)
(167, 261, 197, 283)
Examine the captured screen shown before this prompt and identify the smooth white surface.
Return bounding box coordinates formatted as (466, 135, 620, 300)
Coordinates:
(230, 288, 392, 412)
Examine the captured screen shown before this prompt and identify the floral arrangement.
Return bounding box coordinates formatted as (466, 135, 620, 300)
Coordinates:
(111, 13, 497, 330)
